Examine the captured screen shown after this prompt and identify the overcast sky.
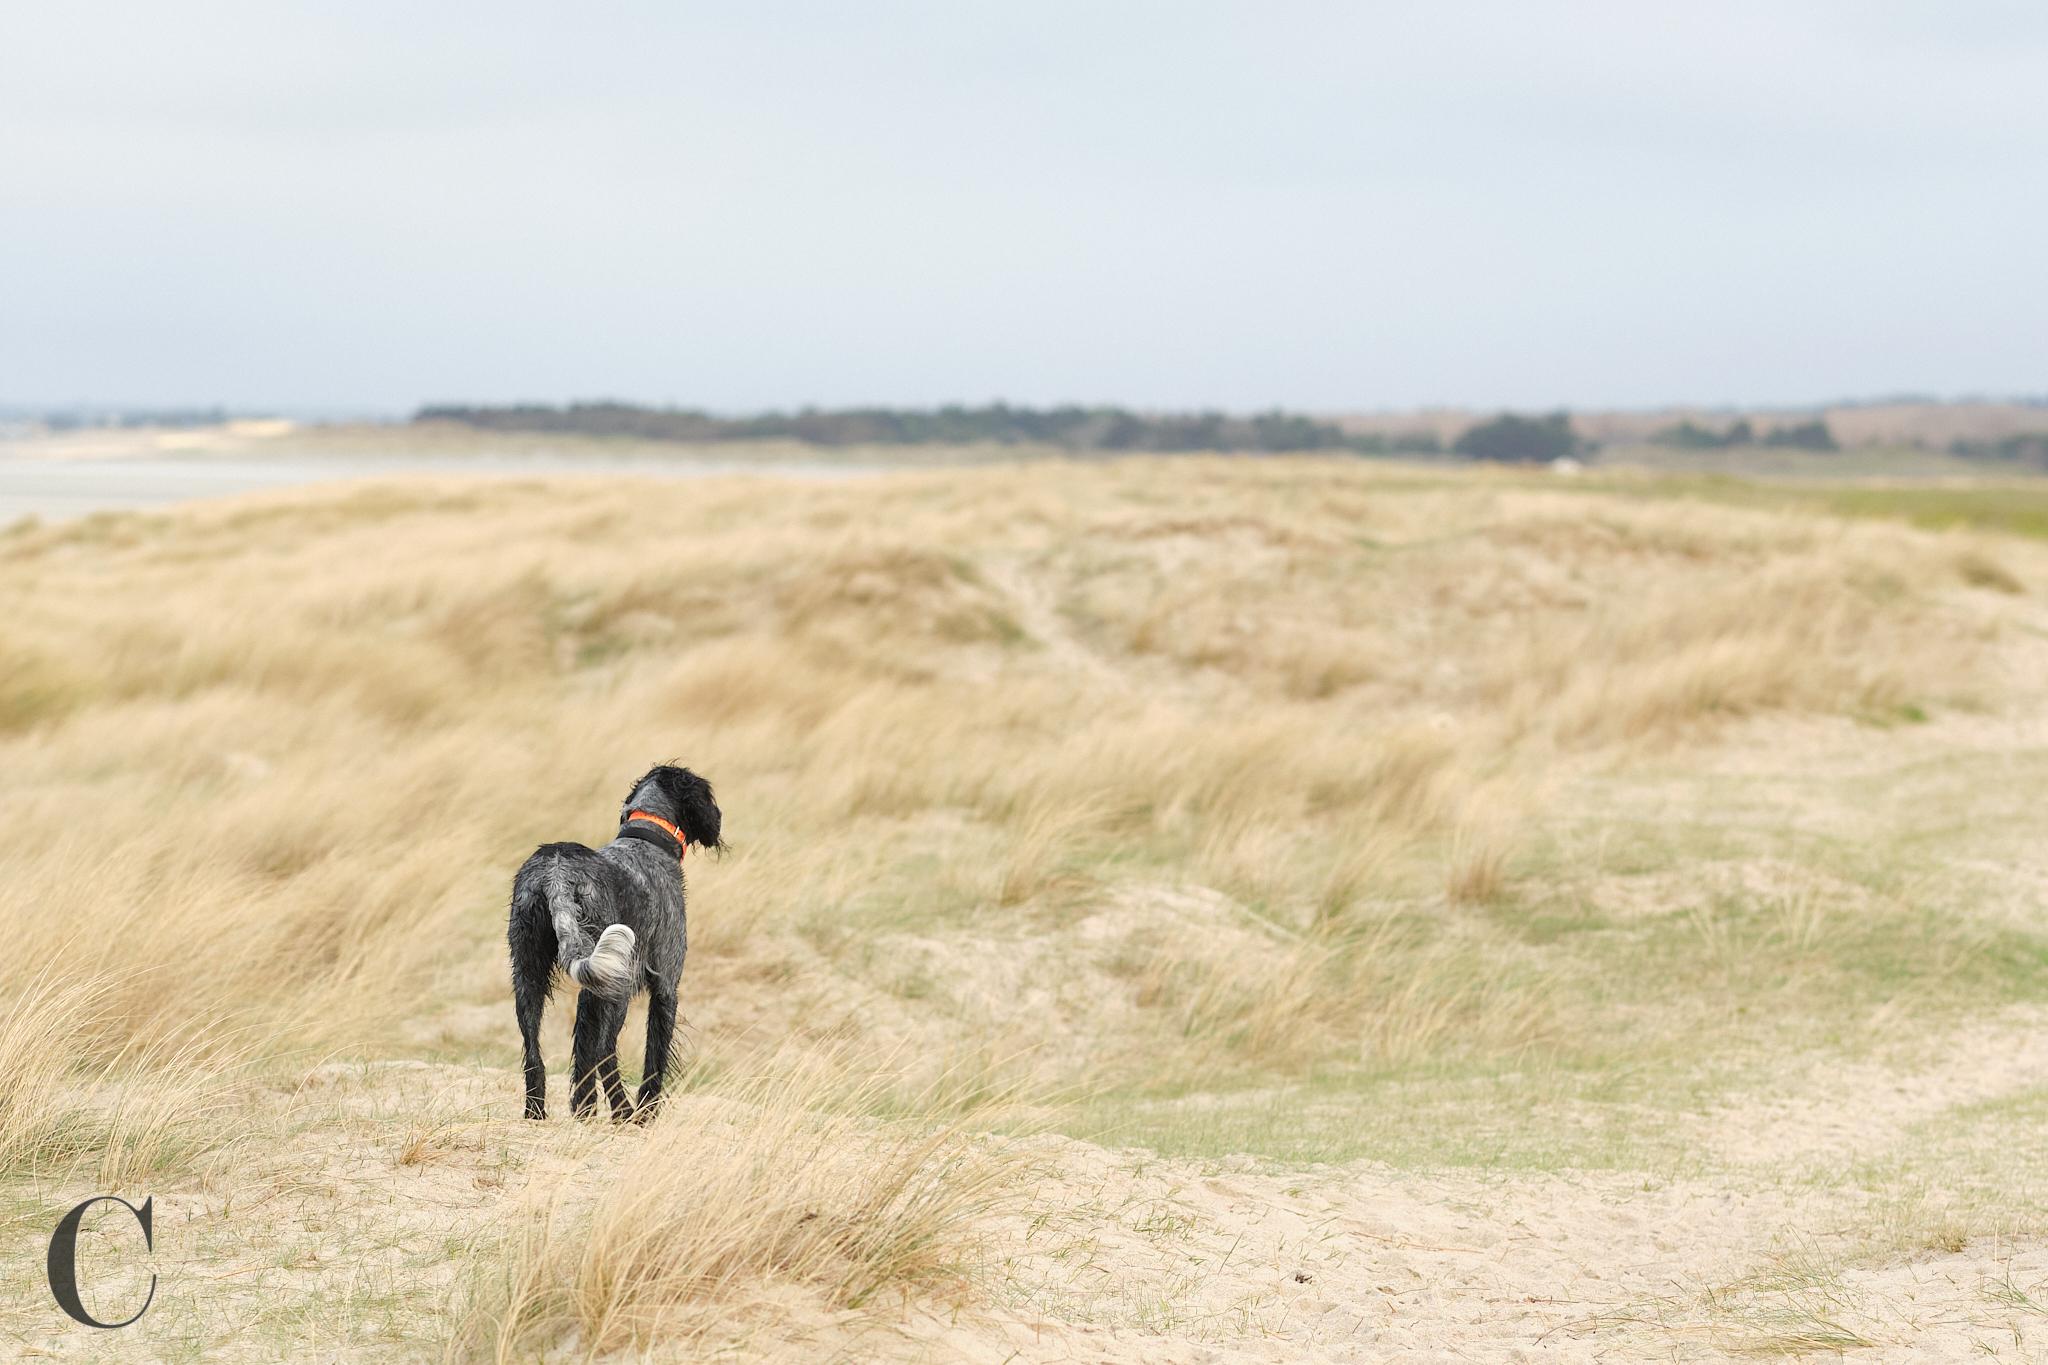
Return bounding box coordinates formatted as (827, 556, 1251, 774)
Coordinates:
(4, 2, 2044, 414)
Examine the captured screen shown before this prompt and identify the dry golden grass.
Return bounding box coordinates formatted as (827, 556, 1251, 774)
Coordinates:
(453, 1054, 1028, 1362)
(1, 456, 2040, 1359)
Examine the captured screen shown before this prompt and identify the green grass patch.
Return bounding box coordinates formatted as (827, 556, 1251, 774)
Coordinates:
(1057, 1058, 1744, 1172)
(1579, 470, 2048, 541)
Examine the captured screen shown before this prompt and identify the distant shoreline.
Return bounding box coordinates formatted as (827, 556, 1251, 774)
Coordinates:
(9, 415, 2048, 524)
(0, 434, 891, 523)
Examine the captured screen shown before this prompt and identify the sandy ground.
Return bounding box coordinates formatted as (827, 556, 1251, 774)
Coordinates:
(18, 1011, 2044, 1363)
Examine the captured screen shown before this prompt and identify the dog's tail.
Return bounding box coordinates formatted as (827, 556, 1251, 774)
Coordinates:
(544, 865, 637, 999)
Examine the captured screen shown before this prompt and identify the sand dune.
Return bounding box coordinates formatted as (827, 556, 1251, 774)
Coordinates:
(3, 459, 2045, 1360)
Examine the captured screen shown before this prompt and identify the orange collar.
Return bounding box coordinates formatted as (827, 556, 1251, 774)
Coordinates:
(625, 809, 687, 855)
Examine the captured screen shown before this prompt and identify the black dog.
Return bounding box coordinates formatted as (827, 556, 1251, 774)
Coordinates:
(507, 764, 721, 1121)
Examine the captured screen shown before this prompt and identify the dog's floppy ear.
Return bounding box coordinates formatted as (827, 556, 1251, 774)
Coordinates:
(667, 768, 723, 852)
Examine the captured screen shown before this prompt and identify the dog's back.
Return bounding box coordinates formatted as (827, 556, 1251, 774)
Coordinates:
(509, 842, 640, 998)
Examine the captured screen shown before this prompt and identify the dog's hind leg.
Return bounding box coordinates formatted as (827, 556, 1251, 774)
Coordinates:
(508, 891, 557, 1120)
(597, 1002, 634, 1123)
(569, 991, 608, 1118)
(514, 984, 548, 1120)
(633, 981, 679, 1123)
(571, 993, 635, 1121)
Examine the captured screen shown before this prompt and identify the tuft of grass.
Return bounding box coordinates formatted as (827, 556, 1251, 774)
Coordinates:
(1445, 828, 1511, 907)
(1131, 905, 1549, 1078)
(450, 1055, 1031, 1360)
(992, 792, 1107, 907)
(0, 638, 84, 731)
(1954, 546, 2025, 593)
(0, 973, 249, 1186)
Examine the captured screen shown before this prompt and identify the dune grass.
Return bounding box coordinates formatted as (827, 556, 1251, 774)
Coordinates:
(2, 456, 2044, 1357)
(1583, 466, 2048, 546)
(449, 1053, 1033, 1362)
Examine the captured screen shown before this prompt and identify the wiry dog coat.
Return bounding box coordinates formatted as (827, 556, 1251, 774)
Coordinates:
(506, 765, 722, 1120)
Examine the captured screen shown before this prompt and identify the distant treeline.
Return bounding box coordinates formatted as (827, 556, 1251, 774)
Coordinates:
(1651, 418, 1838, 451)
(1651, 418, 2048, 464)
(30, 406, 232, 431)
(417, 401, 1458, 456)
(421, 402, 2048, 465)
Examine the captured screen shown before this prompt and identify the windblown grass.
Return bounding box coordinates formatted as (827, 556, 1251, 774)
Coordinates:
(1, 456, 2040, 1357)
(451, 1054, 1032, 1361)
(0, 460, 2014, 1098)
(0, 974, 249, 1192)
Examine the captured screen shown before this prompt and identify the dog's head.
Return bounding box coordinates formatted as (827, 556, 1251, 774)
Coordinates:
(621, 764, 723, 852)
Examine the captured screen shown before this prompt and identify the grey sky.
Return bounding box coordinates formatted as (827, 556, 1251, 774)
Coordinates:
(4, 2, 2044, 413)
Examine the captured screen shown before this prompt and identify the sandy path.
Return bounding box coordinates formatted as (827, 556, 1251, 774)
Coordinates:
(881, 1009, 2048, 1362)
(916, 1147, 2045, 1363)
(1703, 1007, 2048, 1170)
